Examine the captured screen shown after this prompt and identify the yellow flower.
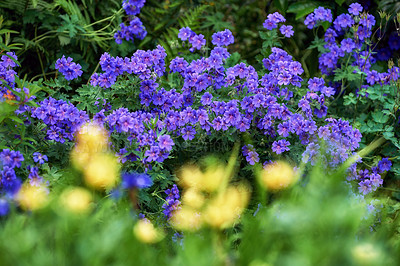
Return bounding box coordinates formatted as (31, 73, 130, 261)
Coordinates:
(261, 161, 297, 191)
(182, 188, 205, 209)
(16, 183, 48, 211)
(133, 220, 163, 244)
(201, 165, 227, 192)
(178, 165, 203, 189)
(76, 123, 108, 154)
(171, 207, 203, 231)
(70, 145, 91, 171)
(203, 185, 250, 229)
(84, 153, 119, 190)
(60, 187, 92, 214)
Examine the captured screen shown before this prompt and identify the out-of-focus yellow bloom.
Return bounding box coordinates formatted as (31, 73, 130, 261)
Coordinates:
(71, 123, 110, 171)
(133, 219, 163, 244)
(60, 187, 92, 214)
(16, 183, 48, 211)
(352, 243, 381, 265)
(178, 165, 203, 189)
(84, 153, 119, 190)
(178, 164, 228, 192)
(182, 188, 205, 209)
(203, 185, 250, 229)
(261, 161, 297, 191)
(171, 207, 203, 231)
(202, 165, 227, 192)
(70, 145, 91, 170)
(76, 123, 108, 153)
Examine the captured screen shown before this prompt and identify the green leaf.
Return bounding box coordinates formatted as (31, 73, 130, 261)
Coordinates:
(333, 66, 359, 82)
(274, 0, 289, 13)
(58, 35, 71, 46)
(335, 0, 346, 5)
(372, 112, 389, 124)
(287, 1, 323, 19)
(343, 93, 357, 105)
(308, 37, 328, 52)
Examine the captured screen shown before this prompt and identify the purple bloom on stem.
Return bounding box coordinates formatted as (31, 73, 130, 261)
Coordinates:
(280, 25, 294, 37)
(158, 134, 174, 151)
(377, 158, 391, 173)
(181, 126, 196, 140)
(178, 27, 194, 41)
(33, 152, 48, 165)
(145, 146, 161, 162)
(272, 139, 290, 154)
(190, 34, 206, 50)
(358, 180, 372, 195)
(348, 3, 363, 16)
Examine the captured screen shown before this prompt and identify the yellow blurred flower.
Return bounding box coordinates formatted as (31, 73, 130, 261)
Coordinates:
(16, 183, 48, 211)
(178, 165, 203, 189)
(133, 219, 163, 244)
(352, 243, 381, 265)
(70, 145, 91, 171)
(261, 161, 297, 191)
(84, 153, 119, 190)
(60, 187, 92, 214)
(171, 207, 203, 231)
(182, 188, 205, 209)
(203, 185, 250, 229)
(202, 165, 227, 192)
(76, 123, 108, 154)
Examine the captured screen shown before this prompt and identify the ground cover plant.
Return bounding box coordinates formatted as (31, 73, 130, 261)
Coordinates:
(0, 0, 400, 265)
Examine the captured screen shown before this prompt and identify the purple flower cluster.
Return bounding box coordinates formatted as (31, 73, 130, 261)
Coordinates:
(55, 55, 83, 80)
(242, 144, 259, 165)
(27, 165, 46, 187)
(0, 149, 23, 194)
(121, 172, 153, 189)
(178, 27, 207, 52)
(114, 0, 147, 44)
(162, 184, 181, 219)
(30, 97, 89, 143)
(263, 12, 286, 30)
(90, 45, 166, 88)
(304, 7, 333, 29)
(0, 52, 18, 100)
(114, 17, 147, 44)
(305, 4, 400, 87)
(122, 0, 146, 15)
(302, 118, 362, 167)
(211, 29, 234, 46)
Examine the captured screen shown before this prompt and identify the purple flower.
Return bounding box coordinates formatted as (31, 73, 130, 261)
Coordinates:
(348, 3, 363, 16)
(190, 34, 206, 50)
(181, 126, 196, 140)
(145, 146, 161, 162)
(158, 134, 174, 151)
(162, 184, 181, 219)
(280, 25, 294, 38)
(178, 27, 195, 41)
(333, 14, 354, 31)
(377, 158, 392, 173)
(211, 29, 234, 46)
(122, 172, 153, 189)
(33, 152, 48, 165)
(55, 56, 83, 80)
(272, 139, 290, 154)
(358, 180, 372, 195)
